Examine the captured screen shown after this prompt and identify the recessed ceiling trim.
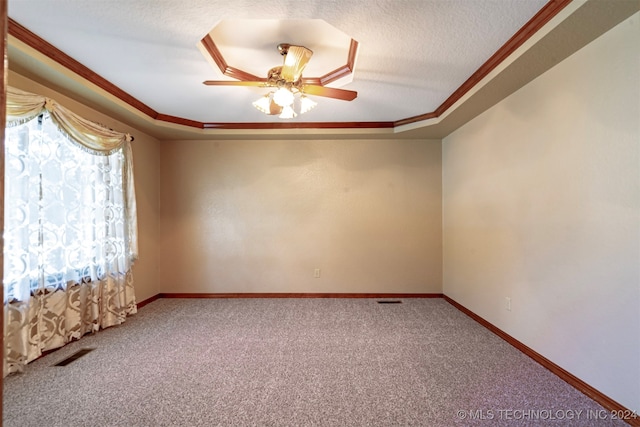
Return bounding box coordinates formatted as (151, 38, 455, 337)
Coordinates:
(394, 0, 572, 127)
(199, 33, 265, 82)
(319, 38, 359, 86)
(199, 32, 359, 87)
(8, 0, 574, 133)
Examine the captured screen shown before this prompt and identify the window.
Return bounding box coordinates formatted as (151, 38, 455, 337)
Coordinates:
(3, 86, 138, 376)
(4, 112, 126, 302)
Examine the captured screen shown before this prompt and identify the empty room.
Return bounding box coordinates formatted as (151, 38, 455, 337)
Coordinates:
(1, 0, 639, 425)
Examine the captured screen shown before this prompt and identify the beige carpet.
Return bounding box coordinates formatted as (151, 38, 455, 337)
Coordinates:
(2, 298, 628, 426)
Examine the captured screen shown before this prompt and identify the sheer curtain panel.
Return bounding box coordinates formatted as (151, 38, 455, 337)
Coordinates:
(3, 87, 139, 375)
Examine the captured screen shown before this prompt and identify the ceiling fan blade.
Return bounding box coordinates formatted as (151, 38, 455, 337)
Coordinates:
(203, 80, 267, 86)
(302, 84, 357, 101)
(280, 45, 313, 82)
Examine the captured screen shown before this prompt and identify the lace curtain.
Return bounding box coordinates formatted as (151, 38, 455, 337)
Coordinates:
(3, 87, 139, 375)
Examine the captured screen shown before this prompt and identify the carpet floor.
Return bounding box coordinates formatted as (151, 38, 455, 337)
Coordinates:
(2, 298, 628, 426)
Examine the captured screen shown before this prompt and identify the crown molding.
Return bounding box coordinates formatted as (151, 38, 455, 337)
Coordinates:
(8, 0, 638, 140)
(6, 0, 571, 133)
(394, 0, 572, 127)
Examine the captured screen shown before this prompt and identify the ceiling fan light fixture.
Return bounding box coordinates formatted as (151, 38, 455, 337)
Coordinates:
(203, 39, 358, 120)
(253, 91, 316, 119)
(204, 42, 358, 120)
(299, 95, 317, 114)
(273, 87, 295, 107)
(252, 93, 272, 114)
(279, 105, 297, 119)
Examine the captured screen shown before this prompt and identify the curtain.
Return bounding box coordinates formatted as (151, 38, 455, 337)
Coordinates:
(3, 87, 139, 375)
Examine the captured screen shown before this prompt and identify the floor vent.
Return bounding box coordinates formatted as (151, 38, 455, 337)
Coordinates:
(377, 300, 402, 304)
(54, 348, 95, 366)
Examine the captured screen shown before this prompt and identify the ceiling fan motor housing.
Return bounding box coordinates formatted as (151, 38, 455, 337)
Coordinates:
(277, 43, 290, 55)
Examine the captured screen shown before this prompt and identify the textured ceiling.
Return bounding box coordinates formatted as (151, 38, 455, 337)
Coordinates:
(7, 0, 639, 140)
(8, 0, 548, 125)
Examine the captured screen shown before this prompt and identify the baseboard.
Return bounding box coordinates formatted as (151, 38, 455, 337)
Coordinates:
(136, 293, 161, 309)
(136, 292, 442, 307)
(158, 292, 444, 299)
(443, 295, 639, 427)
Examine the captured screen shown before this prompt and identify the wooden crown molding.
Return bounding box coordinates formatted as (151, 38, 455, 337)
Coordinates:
(202, 121, 394, 130)
(394, 0, 572, 127)
(8, 18, 159, 120)
(318, 38, 359, 86)
(199, 33, 360, 87)
(8, 0, 570, 132)
(199, 33, 265, 82)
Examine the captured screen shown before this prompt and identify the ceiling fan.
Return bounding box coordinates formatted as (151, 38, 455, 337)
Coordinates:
(203, 44, 358, 118)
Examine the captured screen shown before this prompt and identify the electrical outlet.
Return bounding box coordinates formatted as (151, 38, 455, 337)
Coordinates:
(505, 297, 511, 311)
(314, 268, 321, 278)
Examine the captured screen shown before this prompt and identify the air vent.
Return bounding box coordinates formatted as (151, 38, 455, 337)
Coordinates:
(54, 348, 95, 366)
(377, 300, 402, 304)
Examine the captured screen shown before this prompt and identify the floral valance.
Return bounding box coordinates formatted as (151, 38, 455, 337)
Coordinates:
(6, 86, 133, 154)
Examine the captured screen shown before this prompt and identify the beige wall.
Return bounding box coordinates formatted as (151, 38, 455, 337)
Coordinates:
(160, 138, 442, 294)
(443, 13, 639, 412)
(128, 131, 161, 302)
(7, 72, 163, 303)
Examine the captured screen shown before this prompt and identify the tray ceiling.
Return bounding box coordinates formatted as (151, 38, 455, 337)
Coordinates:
(6, 0, 640, 140)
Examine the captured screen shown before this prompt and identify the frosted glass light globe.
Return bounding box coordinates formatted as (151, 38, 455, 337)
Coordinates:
(273, 87, 294, 107)
(279, 105, 297, 119)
